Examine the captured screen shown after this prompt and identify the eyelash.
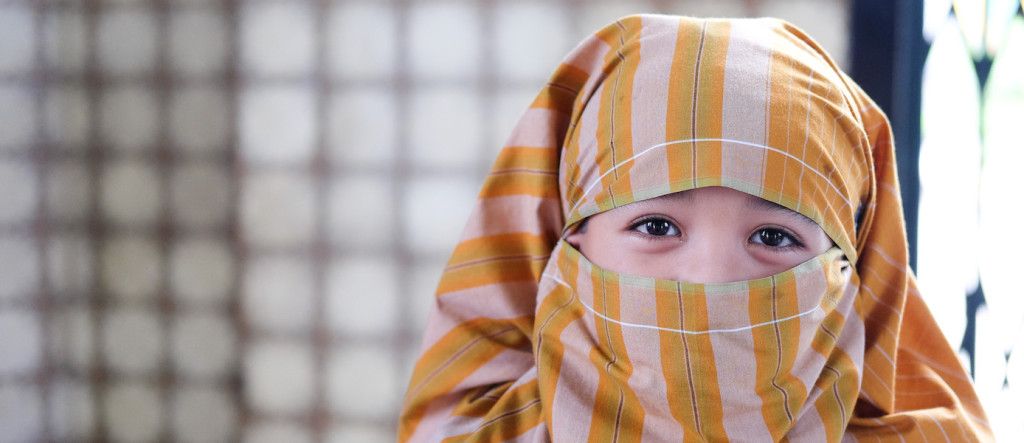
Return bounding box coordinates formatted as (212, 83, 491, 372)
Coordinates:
(749, 226, 806, 251)
(628, 216, 680, 237)
(627, 217, 806, 251)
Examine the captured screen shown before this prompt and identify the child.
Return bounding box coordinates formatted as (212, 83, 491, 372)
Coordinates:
(564, 186, 836, 284)
(400, 15, 991, 441)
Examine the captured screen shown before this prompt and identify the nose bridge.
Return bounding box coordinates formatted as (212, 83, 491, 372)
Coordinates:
(676, 232, 744, 284)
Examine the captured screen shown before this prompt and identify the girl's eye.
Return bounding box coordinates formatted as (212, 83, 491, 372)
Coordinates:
(632, 218, 679, 236)
(750, 228, 802, 248)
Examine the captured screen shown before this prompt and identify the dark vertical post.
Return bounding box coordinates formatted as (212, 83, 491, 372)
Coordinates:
(892, 0, 926, 272)
(850, 0, 925, 271)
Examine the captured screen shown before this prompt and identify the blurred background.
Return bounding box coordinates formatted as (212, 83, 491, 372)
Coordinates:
(0, 0, 1020, 441)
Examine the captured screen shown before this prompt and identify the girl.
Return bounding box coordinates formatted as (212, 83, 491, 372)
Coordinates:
(400, 15, 991, 442)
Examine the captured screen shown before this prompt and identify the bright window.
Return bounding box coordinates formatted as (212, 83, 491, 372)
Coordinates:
(918, 1, 1024, 439)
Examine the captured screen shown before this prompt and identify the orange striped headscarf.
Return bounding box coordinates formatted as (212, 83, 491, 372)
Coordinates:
(400, 15, 992, 442)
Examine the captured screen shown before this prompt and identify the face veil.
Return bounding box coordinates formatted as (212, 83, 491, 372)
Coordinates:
(400, 15, 992, 442)
(537, 244, 858, 441)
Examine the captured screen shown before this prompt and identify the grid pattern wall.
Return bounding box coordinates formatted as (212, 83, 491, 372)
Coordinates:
(0, 1, 849, 442)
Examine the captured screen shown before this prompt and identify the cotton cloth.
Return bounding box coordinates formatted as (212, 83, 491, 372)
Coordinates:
(400, 15, 991, 442)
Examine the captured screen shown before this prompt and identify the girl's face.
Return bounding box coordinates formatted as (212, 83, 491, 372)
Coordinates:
(565, 186, 834, 283)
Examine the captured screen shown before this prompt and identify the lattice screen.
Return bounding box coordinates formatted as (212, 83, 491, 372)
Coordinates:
(1, 1, 853, 441)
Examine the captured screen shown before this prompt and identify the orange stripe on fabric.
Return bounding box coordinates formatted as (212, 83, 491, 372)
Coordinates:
(604, 18, 644, 210)
(490, 146, 559, 172)
(465, 379, 545, 442)
(438, 258, 548, 295)
(757, 29, 776, 194)
(764, 51, 798, 203)
(534, 281, 585, 431)
(440, 232, 552, 295)
(449, 381, 516, 419)
(588, 23, 625, 206)
(654, 282, 706, 441)
(592, 19, 640, 212)
(892, 349, 975, 413)
(687, 21, 710, 189)
(653, 282, 686, 419)
(401, 317, 533, 441)
(547, 247, 605, 441)
(559, 59, 601, 218)
(749, 278, 797, 440)
(480, 146, 560, 199)
(813, 357, 859, 441)
(803, 76, 836, 221)
(856, 258, 904, 397)
(532, 64, 589, 112)
(406, 318, 532, 395)
(479, 174, 559, 199)
(534, 284, 582, 377)
(681, 284, 727, 439)
(692, 21, 727, 182)
(585, 271, 644, 442)
(665, 19, 705, 187)
(808, 287, 858, 441)
(771, 274, 809, 431)
(447, 233, 552, 271)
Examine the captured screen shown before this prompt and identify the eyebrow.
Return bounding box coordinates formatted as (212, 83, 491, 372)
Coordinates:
(743, 196, 821, 227)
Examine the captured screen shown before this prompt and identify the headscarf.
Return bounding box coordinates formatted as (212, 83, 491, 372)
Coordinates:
(399, 15, 992, 442)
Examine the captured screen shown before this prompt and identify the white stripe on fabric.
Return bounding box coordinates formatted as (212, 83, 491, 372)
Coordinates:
(921, 415, 952, 442)
(541, 273, 825, 334)
(965, 411, 993, 431)
(871, 417, 908, 443)
(897, 347, 974, 384)
(566, 137, 853, 219)
(948, 413, 970, 443)
(862, 357, 893, 395)
(866, 243, 908, 273)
